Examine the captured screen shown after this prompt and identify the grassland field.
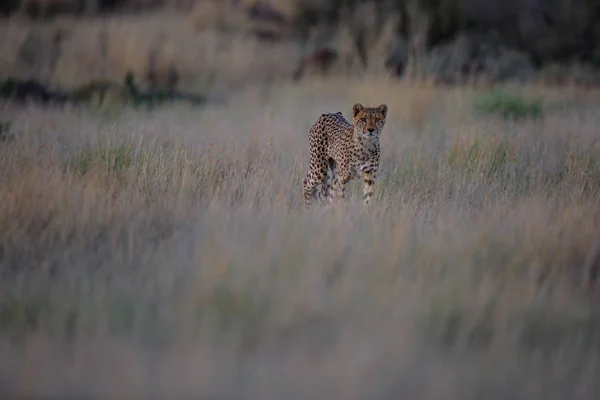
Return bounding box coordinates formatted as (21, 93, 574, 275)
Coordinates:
(1, 76, 600, 399)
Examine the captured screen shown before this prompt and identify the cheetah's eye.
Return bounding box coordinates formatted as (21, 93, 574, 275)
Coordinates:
(375, 118, 381, 123)
(360, 118, 366, 123)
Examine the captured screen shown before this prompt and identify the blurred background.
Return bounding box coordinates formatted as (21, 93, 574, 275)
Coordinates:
(2, 0, 600, 97)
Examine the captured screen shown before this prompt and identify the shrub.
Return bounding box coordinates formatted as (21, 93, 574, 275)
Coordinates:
(473, 90, 543, 120)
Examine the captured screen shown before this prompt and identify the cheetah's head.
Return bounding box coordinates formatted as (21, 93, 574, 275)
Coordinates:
(352, 103, 388, 139)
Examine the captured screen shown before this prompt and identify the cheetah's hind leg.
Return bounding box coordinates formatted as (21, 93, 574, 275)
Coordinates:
(302, 168, 327, 207)
(314, 169, 328, 204)
(316, 161, 337, 205)
(322, 159, 339, 205)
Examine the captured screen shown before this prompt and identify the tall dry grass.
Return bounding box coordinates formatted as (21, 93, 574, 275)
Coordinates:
(0, 3, 394, 93)
(0, 9, 303, 93)
(1, 79, 600, 399)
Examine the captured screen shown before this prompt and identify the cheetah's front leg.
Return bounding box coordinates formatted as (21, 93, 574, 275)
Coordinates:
(362, 170, 376, 207)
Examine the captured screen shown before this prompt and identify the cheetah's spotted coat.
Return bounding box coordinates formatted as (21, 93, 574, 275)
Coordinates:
(302, 103, 388, 207)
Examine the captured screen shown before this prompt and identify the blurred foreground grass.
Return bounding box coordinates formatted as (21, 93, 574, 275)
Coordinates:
(1, 79, 600, 399)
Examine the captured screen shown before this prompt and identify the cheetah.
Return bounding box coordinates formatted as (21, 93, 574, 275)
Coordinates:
(302, 103, 388, 208)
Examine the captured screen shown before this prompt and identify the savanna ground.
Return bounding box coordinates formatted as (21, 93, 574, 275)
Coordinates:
(2, 76, 600, 399)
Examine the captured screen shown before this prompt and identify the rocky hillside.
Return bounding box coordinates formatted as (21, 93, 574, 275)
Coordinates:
(1, 0, 600, 96)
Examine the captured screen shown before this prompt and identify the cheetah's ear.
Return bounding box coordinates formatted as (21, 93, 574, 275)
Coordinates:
(352, 103, 364, 117)
(377, 104, 388, 119)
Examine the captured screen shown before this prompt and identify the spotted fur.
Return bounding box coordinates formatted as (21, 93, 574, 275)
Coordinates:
(302, 103, 388, 207)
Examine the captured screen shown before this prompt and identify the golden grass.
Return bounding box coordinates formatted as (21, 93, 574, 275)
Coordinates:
(1, 78, 600, 399)
(0, 10, 302, 92)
